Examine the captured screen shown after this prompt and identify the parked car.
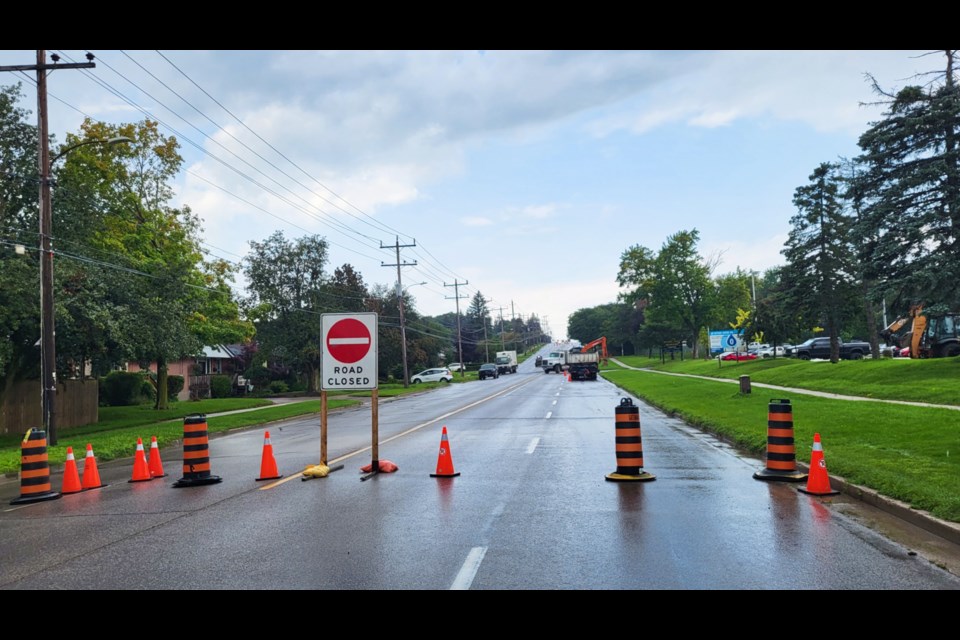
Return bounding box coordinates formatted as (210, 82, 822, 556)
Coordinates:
(410, 368, 453, 384)
(758, 345, 786, 358)
(447, 363, 465, 372)
(478, 363, 499, 380)
(720, 352, 757, 361)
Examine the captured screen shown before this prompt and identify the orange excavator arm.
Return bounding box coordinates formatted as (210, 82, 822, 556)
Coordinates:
(580, 337, 609, 364)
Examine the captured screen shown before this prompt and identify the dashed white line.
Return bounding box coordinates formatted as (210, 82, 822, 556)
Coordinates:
(552, 400, 557, 405)
(526, 437, 540, 454)
(545, 411, 552, 419)
(451, 546, 488, 590)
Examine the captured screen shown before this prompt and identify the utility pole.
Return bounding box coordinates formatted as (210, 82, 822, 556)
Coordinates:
(1, 51, 96, 446)
(381, 237, 416, 387)
(493, 306, 507, 351)
(511, 300, 516, 351)
(444, 280, 468, 377)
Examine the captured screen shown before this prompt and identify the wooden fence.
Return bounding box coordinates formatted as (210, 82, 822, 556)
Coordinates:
(0, 379, 99, 436)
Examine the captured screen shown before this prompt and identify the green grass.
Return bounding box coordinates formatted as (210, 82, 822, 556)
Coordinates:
(613, 354, 960, 405)
(0, 398, 359, 476)
(601, 367, 960, 522)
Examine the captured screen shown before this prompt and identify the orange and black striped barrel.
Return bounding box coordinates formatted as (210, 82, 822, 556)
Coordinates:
(753, 399, 807, 482)
(605, 398, 655, 482)
(173, 415, 222, 487)
(10, 428, 62, 505)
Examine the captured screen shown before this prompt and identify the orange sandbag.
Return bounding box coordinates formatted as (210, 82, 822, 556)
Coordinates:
(360, 460, 399, 473)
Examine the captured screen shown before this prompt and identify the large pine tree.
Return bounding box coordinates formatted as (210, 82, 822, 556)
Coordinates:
(856, 50, 960, 312)
(782, 162, 859, 363)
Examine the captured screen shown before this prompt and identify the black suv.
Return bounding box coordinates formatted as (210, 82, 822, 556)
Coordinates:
(478, 363, 499, 380)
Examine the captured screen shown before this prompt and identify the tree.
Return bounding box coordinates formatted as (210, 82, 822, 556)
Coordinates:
(0, 84, 41, 388)
(244, 231, 329, 393)
(54, 119, 248, 408)
(617, 230, 717, 357)
(856, 50, 960, 310)
(781, 162, 859, 363)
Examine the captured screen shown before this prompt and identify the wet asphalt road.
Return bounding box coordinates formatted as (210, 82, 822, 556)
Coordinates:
(2, 356, 960, 589)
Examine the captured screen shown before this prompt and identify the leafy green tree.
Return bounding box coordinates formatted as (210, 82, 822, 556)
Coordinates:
(0, 84, 41, 387)
(244, 231, 329, 393)
(54, 119, 250, 408)
(617, 230, 716, 357)
(781, 162, 859, 363)
(856, 50, 960, 310)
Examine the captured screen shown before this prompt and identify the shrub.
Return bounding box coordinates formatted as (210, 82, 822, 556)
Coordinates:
(244, 366, 273, 387)
(268, 380, 289, 394)
(167, 375, 185, 400)
(101, 371, 146, 406)
(210, 374, 233, 398)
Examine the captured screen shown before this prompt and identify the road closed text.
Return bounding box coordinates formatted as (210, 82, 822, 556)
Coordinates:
(326, 365, 371, 387)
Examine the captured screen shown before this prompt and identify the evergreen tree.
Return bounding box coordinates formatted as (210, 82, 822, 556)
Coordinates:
(781, 162, 859, 363)
(856, 50, 960, 311)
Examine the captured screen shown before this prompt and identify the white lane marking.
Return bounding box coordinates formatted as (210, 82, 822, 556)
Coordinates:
(552, 400, 557, 405)
(545, 411, 552, 419)
(555, 392, 560, 397)
(526, 438, 540, 454)
(451, 546, 488, 590)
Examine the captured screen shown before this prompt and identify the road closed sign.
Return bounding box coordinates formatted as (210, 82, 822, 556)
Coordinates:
(321, 313, 378, 391)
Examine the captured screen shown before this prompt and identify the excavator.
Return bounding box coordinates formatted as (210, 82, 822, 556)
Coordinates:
(569, 336, 609, 365)
(881, 304, 960, 358)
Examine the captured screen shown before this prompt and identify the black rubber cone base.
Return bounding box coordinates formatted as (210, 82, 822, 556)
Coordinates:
(430, 471, 461, 478)
(10, 490, 61, 505)
(754, 469, 807, 482)
(799, 486, 840, 496)
(173, 475, 222, 488)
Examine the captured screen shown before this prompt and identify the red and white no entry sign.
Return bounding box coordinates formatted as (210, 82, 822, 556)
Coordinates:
(326, 318, 371, 363)
(321, 312, 378, 391)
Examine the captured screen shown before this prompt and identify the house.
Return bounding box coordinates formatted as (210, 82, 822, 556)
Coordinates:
(125, 344, 247, 401)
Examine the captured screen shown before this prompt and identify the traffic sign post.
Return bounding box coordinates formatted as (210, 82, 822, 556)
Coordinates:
(321, 313, 379, 475)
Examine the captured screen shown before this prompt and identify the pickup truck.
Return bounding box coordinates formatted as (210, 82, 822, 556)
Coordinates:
(791, 337, 871, 360)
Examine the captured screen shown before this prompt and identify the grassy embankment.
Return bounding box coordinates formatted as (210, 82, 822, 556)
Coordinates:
(600, 355, 960, 523)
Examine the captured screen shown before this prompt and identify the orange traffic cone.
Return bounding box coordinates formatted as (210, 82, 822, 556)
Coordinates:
(148, 436, 167, 478)
(129, 437, 153, 483)
(61, 446, 83, 494)
(799, 433, 839, 496)
(430, 426, 460, 478)
(81, 443, 105, 490)
(256, 431, 282, 481)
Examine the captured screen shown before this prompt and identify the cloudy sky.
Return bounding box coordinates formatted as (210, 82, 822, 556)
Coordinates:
(0, 50, 936, 340)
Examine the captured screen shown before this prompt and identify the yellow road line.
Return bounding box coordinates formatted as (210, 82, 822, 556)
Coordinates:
(259, 376, 539, 490)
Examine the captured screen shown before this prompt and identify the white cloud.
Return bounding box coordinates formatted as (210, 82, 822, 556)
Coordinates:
(461, 216, 493, 227)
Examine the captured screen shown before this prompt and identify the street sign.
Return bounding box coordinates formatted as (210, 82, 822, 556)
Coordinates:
(321, 313, 378, 391)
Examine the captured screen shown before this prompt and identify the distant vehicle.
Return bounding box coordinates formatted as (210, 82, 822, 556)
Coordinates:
(720, 352, 757, 361)
(792, 337, 870, 360)
(478, 363, 499, 380)
(410, 368, 453, 384)
(447, 363, 465, 372)
(758, 346, 786, 358)
(495, 350, 518, 375)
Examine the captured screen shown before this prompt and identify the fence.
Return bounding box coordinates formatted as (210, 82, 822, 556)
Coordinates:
(0, 379, 99, 436)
